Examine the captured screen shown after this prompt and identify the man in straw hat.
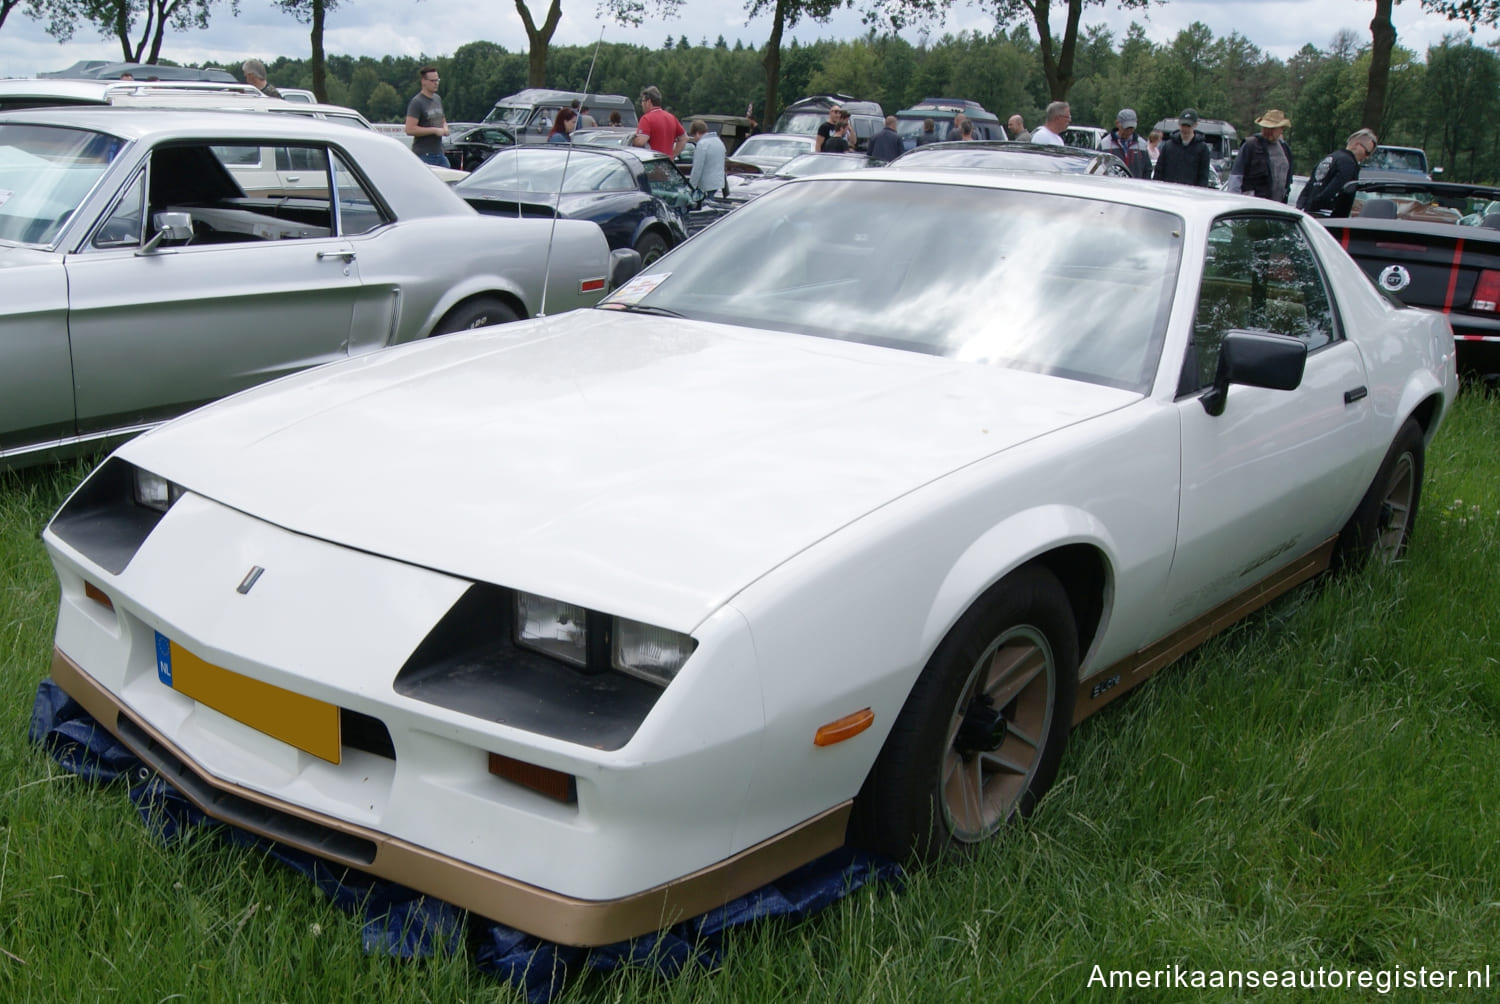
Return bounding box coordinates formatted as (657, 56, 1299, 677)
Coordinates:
(1227, 109, 1294, 202)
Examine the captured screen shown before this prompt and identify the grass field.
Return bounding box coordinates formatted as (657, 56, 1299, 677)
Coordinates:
(2, 392, 1497, 1003)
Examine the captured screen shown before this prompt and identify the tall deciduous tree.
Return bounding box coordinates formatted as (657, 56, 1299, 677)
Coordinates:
(1365, 0, 1500, 132)
(30, 0, 235, 62)
(987, 0, 1151, 100)
(275, 0, 337, 101)
(745, 0, 848, 125)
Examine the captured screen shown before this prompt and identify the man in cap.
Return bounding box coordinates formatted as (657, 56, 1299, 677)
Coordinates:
(1152, 109, 1214, 187)
(1099, 108, 1151, 178)
(1227, 109, 1294, 202)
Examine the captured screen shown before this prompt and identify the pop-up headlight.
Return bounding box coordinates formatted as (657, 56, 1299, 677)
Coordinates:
(514, 591, 588, 667)
(613, 618, 697, 687)
(132, 469, 184, 513)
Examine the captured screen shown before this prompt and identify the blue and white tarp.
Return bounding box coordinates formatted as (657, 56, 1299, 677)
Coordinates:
(29, 679, 900, 1001)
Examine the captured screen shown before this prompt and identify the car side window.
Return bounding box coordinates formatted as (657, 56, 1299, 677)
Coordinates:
(644, 160, 690, 202)
(330, 150, 390, 236)
(91, 168, 146, 249)
(1182, 215, 1338, 394)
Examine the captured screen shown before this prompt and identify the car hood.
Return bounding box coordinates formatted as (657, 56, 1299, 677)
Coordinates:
(119, 311, 1138, 632)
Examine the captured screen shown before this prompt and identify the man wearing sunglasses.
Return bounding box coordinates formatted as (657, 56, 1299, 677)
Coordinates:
(1298, 128, 1379, 218)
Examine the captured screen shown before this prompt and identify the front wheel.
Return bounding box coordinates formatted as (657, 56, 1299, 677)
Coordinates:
(1332, 418, 1424, 573)
(852, 565, 1078, 862)
(431, 296, 520, 336)
(633, 232, 669, 266)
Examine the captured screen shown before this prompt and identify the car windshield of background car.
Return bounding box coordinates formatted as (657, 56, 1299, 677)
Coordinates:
(609, 179, 1182, 393)
(778, 154, 869, 178)
(0, 125, 124, 245)
(483, 105, 532, 128)
(462, 148, 634, 193)
(893, 148, 1074, 173)
(895, 117, 954, 145)
(737, 137, 811, 160)
(773, 111, 827, 136)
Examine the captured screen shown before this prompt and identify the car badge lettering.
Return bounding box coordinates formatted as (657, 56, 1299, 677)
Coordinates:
(238, 566, 265, 594)
(1378, 265, 1411, 292)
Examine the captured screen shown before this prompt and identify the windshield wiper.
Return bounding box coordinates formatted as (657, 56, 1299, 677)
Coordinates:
(601, 303, 686, 318)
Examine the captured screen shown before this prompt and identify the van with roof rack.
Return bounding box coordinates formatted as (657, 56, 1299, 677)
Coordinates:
(482, 89, 637, 143)
(894, 98, 1005, 150)
(773, 94, 884, 152)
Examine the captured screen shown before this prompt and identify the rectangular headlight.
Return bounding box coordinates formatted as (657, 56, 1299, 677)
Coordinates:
(514, 592, 588, 667)
(612, 618, 696, 687)
(133, 469, 182, 513)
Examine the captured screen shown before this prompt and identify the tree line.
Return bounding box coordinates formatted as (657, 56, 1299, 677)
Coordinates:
(201, 21, 1500, 183)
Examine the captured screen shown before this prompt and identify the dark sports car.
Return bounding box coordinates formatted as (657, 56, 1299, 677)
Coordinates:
(1321, 180, 1500, 378)
(455, 145, 699, 265)
(889, 140, 1131, 177)
(443, 122, 515, 171)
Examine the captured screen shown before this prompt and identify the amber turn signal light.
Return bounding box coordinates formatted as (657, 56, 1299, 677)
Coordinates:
(488, 752, 576, 804)
(814, 708, 875, 747)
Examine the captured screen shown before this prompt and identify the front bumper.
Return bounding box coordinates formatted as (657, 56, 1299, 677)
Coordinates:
(50, 649, 848, 946)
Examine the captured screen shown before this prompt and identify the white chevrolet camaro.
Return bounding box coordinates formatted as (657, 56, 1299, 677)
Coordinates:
(43, 170, 1458, 947)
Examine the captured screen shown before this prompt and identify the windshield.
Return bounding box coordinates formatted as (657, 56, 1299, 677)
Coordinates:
(1350, 185, 1500, 226)
(0, 124, 124, 245)
(484, 104, 533, 127)
(737, 137, 811, 161)
(777, 154, 869, 178)
(459, 147, 635, 194)
(603, 178, 1182, 392)
(1368, 148, 1427, 174)
(773, 111, 827, 136)
(896, 116, 954, 145)
(893, 147, 1077, 173)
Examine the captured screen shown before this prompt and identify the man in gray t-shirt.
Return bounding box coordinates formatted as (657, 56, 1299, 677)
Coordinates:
(405, 66, 449, 167)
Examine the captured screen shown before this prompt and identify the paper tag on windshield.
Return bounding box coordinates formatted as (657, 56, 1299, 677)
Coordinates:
(605, 272, 669, 305)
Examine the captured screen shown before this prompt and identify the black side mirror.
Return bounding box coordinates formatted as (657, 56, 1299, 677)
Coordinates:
(607, 248, 643, 291)
(1200, 330, 1307, 416)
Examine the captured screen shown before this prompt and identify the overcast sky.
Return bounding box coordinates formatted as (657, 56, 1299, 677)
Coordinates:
(0, 1, 1495, 81)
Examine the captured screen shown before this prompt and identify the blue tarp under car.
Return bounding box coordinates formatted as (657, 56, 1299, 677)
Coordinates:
(29, 679, 900, 1002)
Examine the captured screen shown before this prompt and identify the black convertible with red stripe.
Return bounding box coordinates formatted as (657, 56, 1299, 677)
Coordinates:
(1322, 180, 1500, 379)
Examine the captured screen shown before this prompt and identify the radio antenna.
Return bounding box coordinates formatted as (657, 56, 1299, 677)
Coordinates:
(538, 26, 607, 317)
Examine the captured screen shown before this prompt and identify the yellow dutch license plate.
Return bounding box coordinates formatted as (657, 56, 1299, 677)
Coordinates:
(154, 632, 341, 764)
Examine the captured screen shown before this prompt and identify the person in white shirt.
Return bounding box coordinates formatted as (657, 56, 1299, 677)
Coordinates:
(687, 119, 727, 198)
(1030, 101, 1071, 146)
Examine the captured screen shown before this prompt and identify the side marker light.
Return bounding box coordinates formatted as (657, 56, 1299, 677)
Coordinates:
(814, 708, 875, 747)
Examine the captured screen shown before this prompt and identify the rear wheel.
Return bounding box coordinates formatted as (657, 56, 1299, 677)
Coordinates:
(852, 566, 1078, 862)
(634, 232, 669, 266)
(431, 296, 520, 335)
(1332, 418, 1424, 573)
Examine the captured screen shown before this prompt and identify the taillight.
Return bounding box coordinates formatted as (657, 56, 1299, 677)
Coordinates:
(1472, 269, 1500, 312)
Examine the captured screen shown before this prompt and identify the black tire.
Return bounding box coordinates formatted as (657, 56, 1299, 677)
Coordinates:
(634, 232, 669, 266)
(431, 296, 520, 336)
(1331, 418, 1424, 573)
(851, 565, 1079, 863)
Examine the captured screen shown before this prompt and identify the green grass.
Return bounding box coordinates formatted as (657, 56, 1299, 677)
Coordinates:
(2, 394, 1498, 1002)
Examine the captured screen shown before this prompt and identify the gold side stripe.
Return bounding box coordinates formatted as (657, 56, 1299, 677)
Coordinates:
(1072, 535, 1337, 726)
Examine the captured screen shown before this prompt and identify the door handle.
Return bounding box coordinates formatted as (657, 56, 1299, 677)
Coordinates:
(317, 250, 357, 262)
(1344, 386, 1368, 405)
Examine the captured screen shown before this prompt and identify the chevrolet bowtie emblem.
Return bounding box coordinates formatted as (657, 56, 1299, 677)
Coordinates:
(237, 566, 265, 594)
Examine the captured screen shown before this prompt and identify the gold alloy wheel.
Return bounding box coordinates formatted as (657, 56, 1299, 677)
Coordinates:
(941, 625, 1057, 842)
(1376, 450, 1416, 558)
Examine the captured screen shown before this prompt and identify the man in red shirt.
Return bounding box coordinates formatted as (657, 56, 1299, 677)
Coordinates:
(632, 85, 686, 158)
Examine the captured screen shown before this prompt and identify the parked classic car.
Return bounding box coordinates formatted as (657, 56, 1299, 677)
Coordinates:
(43, 169, 1455, 950)
(0, 109, 629, 469)
(455, 144, 697, 264)
(1321, 179, 1500, 377)
(889, 140, 1131, 176)
(894, 98, 1006, 149)
(443, 122, 515, 171)
(728, 133, 819, 173)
